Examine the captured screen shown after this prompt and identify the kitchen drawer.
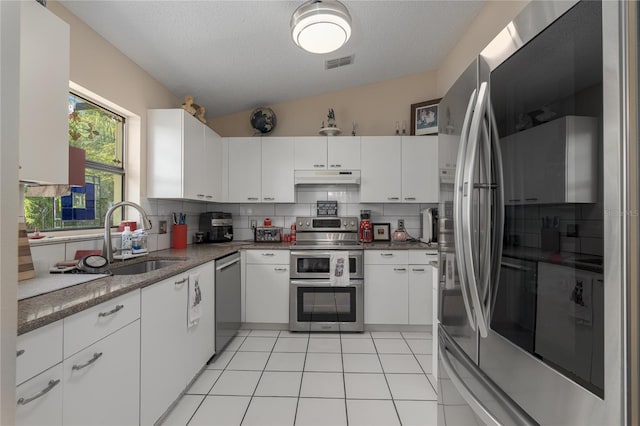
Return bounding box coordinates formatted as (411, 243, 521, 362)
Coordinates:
(64, 290, 140, 358)
(408, 250, 438, 264)
(365, 250, 409, 265)
(16, 321, 63, 386)
(16, 363, 63, 426)
(245, 249, 289, 265)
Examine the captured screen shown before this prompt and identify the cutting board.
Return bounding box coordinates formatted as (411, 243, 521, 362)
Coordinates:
(18, 222, 36, 281)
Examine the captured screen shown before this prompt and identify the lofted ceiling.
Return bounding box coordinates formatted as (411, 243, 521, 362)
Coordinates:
(60, 1, 486, 118)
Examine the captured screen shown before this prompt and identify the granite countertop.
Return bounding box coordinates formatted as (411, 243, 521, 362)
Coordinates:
(18, 240, 436, 335)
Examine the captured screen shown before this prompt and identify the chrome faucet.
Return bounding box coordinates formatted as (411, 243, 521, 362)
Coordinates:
(103, 201, 152, 263)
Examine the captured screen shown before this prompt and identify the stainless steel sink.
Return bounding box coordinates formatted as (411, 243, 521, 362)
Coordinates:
(109, 259, 185, 275)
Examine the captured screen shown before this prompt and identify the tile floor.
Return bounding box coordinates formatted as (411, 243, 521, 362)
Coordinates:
(161, 329, 437, 426)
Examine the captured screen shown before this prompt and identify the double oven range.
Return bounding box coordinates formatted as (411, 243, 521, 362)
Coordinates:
(289, 216, 364, 332)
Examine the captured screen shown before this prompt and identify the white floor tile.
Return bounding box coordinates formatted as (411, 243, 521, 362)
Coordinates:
(249, 329, 280, 337)
(415, 354, 433, 374)
(300, 372, 345, 398)
(304, 353, 343, 372)
(279, 330, 309, 338)
(341, 331, 371, 339)
(188, 395, 250, 426)
(427, 374, 437, 392)
(273, 337, 308, 353)
(307, 338, 342, 353)
(442, 404, 480, 426)
(379, 354, 423, 374)
(186, 370, 222, 395)
(344, 373, 391, 399)
(341, 338, 376, 354)
(209, 370, 261, 396)
(295, 398, 347, 426)
(224, 336, 247, 351)
(374, 339, 412, 354)
(207, 350, 235, 370)
(395, 400, 437, 426)
(265, 352, 306, 371)
(309, 332, 341, 339)
(346, 399, 400, 426)
(386, 374, 437, 400)
(236, 329, 251, 336)
(254, 371, 302, 397)
(342, 354, 383, 373)
(401, 331, 432, 340)
(371, 331, 403, 339)
(159, 394, 204, 426)
(241, 396, 297, 426)
(226, 351, 270, 371)
(238, 337, 277, 352)
(406, 339, 432, 355)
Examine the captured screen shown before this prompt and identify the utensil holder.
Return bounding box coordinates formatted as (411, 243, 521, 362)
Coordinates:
(172, 224, 187, 249)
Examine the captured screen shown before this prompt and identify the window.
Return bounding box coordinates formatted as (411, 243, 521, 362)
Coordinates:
(24, 93, 125, 231)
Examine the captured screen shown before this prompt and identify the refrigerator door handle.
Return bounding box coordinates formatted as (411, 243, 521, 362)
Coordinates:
(439, 326, 538, 426)
(453, 88, 479, 330)
(489, 108, 505, 317)
(462, 81, 489, 338)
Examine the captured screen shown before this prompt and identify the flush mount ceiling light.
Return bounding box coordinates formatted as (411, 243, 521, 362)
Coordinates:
(291, 0, 352, 54)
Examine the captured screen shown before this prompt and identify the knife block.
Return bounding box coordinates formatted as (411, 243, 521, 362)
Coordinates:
(541, 228, 560, 252)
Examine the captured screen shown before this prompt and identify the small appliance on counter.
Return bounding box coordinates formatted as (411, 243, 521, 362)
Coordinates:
(198, 212, 233, 243)
(254, 227, 282, 242)
(359, 210, 372, 243)
(420, 208, 438, 244)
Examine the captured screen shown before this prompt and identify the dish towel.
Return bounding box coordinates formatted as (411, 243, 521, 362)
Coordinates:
(329, 252, 350, 286)
(188, 272, 202, 327)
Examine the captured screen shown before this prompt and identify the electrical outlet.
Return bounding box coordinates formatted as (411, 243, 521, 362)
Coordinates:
(159, 220, 167, 234)
(567, 223, 579, 237)
(398, 219, 405, 230)
(250, 219, 257, 229)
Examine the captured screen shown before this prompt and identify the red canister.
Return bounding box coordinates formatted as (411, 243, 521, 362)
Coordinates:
(264, 218, 272, 227)
(290, 223, 296, 242)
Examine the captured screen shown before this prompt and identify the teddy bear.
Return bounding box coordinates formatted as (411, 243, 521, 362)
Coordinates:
(181, 96, 207, 124)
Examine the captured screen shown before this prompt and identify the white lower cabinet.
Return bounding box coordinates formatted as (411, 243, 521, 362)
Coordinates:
(185, 262, 216, 380)
(408, 264, 435, 326)
(62, 320, 140, 426)
(245, 250, 289, 324)
(16, 363, 63, 426)
(364, 264, 409, 324)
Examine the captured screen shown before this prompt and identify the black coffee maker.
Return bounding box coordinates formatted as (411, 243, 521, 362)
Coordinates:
(198, 212, 233, 243)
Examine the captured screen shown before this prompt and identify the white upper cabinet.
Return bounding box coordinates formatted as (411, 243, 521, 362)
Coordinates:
(360, 136, 402, 202)
(19, 1, 70, 184)
(294, 136, 361, 170)
(227, 137, 262, 202)
(147, 109, 221, 201)
(401, 136, 439, 203)
(262, 138, 295, 202)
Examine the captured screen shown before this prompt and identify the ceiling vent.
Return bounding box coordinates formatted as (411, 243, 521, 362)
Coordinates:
(325, 54, 354, 70)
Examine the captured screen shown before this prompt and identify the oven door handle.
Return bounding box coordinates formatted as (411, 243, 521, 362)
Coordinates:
(290, 251, 360, 257)
(289, 279, 363, 287)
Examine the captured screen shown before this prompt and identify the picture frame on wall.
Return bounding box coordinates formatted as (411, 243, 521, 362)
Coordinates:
(372, 223, 391, 241)
(411, 98, 441, 135)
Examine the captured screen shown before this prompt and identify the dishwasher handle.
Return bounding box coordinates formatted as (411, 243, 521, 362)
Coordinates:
(216, 256, 240, 271)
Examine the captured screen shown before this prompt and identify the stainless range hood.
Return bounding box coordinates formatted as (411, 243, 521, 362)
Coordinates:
(294, 170, 360, 185)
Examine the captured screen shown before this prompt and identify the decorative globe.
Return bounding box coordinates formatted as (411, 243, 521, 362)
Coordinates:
(250, 107, 277, 134)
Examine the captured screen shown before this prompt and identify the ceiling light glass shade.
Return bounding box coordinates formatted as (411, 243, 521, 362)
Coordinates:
(291, 0, 352, 54)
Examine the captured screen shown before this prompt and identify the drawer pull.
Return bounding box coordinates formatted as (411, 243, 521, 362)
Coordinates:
(206, 195, 213, 199)
(380, 253, 394, 257)
(274, 267, 288, 272)
(98, 304, 124, 318)
(261, 253, 275, 256)
(263, 197, 275, 201)
(197, 194, 205, 197)
(412, 268, 426, 272)
(72, 352, 103, 371)
(394, 268, 407, 272)
(313, 164, 324, 168)
(247, 197, 259, 201)
(404, 197, 416, 200)
(16, 349, 25, 357)
(387, 197, 400, 201)
(175, 277, 188, 286)
(17, 379, 60, 406)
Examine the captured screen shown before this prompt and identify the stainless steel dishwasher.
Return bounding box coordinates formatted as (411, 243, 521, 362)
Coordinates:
(214, 252, 241, 353)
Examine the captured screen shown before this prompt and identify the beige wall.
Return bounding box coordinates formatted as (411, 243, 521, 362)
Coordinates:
(47, 1, 180, 201)
(210, 70, 438, 137)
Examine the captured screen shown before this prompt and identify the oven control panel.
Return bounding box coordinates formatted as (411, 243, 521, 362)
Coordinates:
(295, 216, 359, 232)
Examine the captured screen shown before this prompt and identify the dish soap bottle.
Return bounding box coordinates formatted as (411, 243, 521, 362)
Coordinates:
(121, 226, 133, 256)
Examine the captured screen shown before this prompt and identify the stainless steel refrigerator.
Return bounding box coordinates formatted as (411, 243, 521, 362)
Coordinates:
(436, 1, 630, 424)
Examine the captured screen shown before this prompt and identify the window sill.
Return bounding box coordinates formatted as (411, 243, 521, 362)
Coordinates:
(27, 229, 117, 246)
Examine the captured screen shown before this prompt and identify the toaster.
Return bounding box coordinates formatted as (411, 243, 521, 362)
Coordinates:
(254, 227, 282, 242)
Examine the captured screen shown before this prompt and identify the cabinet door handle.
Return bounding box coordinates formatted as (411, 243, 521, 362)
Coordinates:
(175, 277, 188, 286)
(387, 197, 399, 201)
(17, 379, 61, 406)
(247, 197, 259, 201)
(404, 197, 416, 201)
(314, 164, 324, 168)
(525, 198, 538, 201)
(334, 164, 342, 168)
(98, 304, 124, 318)
(261, 253, 275, 256)
(412, 268, 426, 272)
(274, 267, 288, 272)
(197, 194, 205, 197)
(72, 352, 103, 371)
(380, 253, 394, 257)
(263, 197, 275, 201)
(394, 268, 407, 272)
(508, 199, 521, 202)
(17, 349, 25, 357)
(206, 195, 213, 199)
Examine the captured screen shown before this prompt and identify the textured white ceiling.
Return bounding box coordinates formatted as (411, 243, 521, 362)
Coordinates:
(60, 1, 485, 118)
